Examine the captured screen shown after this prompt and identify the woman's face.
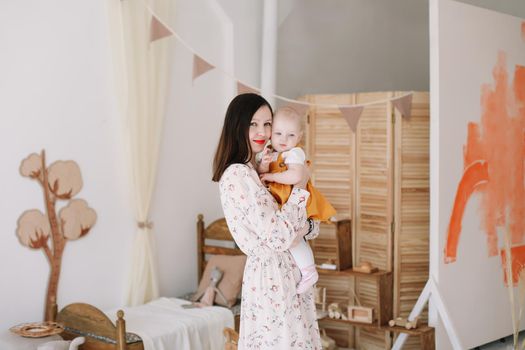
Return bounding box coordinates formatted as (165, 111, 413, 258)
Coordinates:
(248, 105, 272, 153)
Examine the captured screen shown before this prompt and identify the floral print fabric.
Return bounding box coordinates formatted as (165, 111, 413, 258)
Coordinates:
(219, 164, 321, 349)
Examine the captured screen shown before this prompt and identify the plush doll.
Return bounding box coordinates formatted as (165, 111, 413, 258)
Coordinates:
(192, 266, 229, 306)
(37, 337, 85, 350)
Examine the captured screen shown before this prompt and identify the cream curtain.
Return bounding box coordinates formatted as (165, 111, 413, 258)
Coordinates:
(107, 0, 172, 306)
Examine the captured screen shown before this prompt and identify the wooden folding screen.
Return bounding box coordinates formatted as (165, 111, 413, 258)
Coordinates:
(302, 94, 357, 348)
(301, 92, 429, 349)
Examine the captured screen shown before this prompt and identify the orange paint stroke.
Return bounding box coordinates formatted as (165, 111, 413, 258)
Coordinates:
(444, 160, 489, 263)
(500, 245, 525, 285)
(445, 51, 525, 268)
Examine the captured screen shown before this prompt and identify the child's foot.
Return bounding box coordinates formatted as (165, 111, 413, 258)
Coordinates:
(296, 265, 319, 294)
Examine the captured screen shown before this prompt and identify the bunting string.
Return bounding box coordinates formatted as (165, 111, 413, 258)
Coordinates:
(139, 0, 413, 124)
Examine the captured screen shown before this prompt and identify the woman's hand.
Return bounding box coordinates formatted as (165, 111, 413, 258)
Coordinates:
(293, 164, 311, 190)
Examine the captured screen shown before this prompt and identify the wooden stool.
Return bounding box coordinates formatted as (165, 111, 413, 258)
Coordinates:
(224, 327, 239, 350)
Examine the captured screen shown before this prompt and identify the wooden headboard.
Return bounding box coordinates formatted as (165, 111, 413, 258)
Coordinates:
(197, 214, 244, 281)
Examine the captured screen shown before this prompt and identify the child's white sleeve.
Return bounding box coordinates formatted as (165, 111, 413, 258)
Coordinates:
(283, 147, 306, 165)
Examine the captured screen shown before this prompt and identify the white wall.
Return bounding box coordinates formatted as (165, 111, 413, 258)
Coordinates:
(0, 0, 134, 329)
(146, 0, 263, 298)
(0, 0, 263, 330)
(277, 0, 430, 99)
(276, 0, 525, 100)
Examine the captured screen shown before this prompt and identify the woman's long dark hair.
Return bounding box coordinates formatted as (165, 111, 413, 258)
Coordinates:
(212, 93, 273, 182)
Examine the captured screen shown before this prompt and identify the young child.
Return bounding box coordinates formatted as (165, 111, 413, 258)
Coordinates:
(258, 106, 337, 294)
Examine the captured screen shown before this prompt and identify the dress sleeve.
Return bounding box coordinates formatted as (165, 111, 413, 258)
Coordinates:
(304, 219, 320, 240)
(220, 164, 310, 252)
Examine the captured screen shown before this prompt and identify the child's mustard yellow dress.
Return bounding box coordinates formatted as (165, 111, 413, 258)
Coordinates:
(268, 149, 336, 221)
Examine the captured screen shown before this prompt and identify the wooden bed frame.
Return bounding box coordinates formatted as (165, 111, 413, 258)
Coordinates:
(57, 303, 142, 350)
(197, 213, 244, 331)
(53, 214, 242, 349)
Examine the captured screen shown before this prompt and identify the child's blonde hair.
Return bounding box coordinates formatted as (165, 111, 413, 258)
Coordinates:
(273, 106, 306, 132)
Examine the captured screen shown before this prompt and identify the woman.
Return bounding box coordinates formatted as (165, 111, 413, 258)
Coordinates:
(212, 93, 321, 349)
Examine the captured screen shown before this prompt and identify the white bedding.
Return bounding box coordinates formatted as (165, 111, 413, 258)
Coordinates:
(106, 297, 234, 350)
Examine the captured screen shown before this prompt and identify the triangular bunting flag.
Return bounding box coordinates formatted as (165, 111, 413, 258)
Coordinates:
(339, 106, 364, 133)
(282, 101, 309, 117)
(192, 54, 215, 82)
(392, 94, 413, 119)
(150, 15, 172, 42)
(237, 81, 259, 95)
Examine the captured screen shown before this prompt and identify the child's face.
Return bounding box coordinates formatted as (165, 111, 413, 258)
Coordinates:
(271, 115, 302, 152)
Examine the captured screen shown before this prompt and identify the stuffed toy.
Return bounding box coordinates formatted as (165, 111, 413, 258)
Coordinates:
(192, 266, 228, 306)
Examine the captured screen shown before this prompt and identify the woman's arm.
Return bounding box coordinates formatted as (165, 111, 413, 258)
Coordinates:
(220, 164, 310, 252)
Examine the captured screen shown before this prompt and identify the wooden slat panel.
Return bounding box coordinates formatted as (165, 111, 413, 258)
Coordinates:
(310, 222, 337, 266)
(356, 278, 378, 313)
(356, 328, 391, 350)
(401, 336, 423, 350)
(317, 274, 355, 348)
(355, 93, 393, 350)
(318, 319, 355, 349)
(355, 92, 393, 273)
(309, 220, 351, 270)
(393, 92, 430, 346)
(304, 94, 355, 219)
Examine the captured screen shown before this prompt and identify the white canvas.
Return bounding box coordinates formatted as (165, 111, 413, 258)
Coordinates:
(432, 0, 525, 348)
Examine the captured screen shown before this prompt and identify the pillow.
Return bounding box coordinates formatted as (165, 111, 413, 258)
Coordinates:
(194, 254, 247, 308)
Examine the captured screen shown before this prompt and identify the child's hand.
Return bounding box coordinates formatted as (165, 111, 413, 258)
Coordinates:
(257, 144, 273, 174)
(259, 172, 274, 185)
(260, 151, 272, 168)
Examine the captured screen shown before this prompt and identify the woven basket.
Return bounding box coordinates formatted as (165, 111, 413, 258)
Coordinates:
(10, 321, 64, 338)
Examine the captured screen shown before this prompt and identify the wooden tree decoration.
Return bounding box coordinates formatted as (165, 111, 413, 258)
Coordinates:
(16, 150, 97, 321)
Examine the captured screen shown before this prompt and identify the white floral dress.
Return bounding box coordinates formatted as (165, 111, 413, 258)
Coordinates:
(219, 163, 321, 350)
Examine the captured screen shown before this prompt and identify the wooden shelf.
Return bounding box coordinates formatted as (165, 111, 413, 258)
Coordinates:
(387, 325, 434, 336)
(317, 267, 391, 279)
(317, 267, 393, 326)
(320, 318, 433, 334)
(319, 317, 382, 330)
